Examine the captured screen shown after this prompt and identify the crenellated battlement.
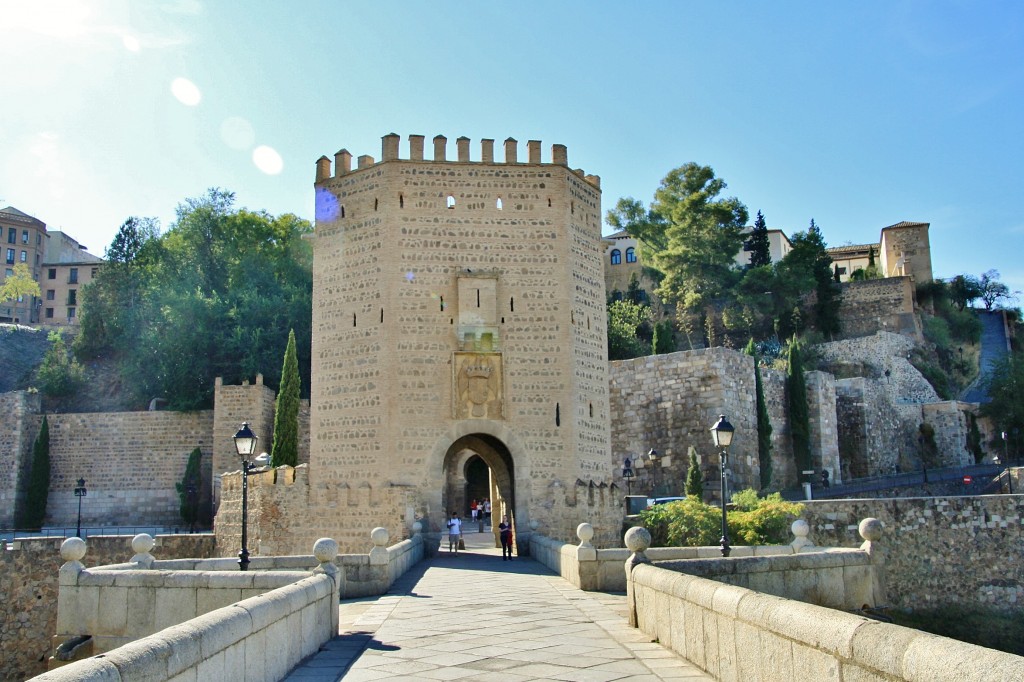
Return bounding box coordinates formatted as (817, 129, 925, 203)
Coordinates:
(316, 133, 599, 188)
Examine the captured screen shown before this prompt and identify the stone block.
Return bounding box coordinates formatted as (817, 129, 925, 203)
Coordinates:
(196, 606, 252, 658)
(716, 613, 739, 682)
(791, 641, 840, 680)
(733, 620, 763, 682)
(154, 588, 198, 632)
(767, 600, 862, 658)
(758, 630, 794, 680)
(159, 623, 203, 678)
(97, 586, 129, 636)
(242, 627, 267, 682)
(105, 635, 172, 680)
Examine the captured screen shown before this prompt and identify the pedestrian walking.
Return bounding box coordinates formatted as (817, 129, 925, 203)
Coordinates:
(499, 516, 513, 560)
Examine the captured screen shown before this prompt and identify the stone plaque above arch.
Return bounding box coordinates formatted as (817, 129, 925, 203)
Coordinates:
(454, 352, 503, 420)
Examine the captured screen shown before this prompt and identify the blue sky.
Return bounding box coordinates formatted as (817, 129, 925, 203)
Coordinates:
(2, 1, 1023, 293)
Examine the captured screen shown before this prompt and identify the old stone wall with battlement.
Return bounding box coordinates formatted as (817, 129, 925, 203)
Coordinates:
(836, 276, 920, 340)
(608, 348, 841, 495)
(303, 133, 618, 550)
(38, 410, 215, 528)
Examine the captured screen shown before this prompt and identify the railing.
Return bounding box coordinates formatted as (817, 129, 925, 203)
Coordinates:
(1, 526, 212, 542)
(780, 462, 1003, 500)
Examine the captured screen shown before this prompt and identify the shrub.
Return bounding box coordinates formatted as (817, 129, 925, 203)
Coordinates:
(20, 416, 50, 530)
(37, 331, 85, 397)
(637, 490, 804, 548)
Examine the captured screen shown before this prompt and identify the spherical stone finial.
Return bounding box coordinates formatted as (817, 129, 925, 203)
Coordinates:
(791, 519, 810, 539)
(859, 518, 883, 542)
(313, 537, 339, 563)
(131, 533, 156, 555)
(411, 522, 422, 535)
(624, 526, 651, 553)
(61, 537, 87, 563)
(529, 519, 539, 531)
(576, 523, 594, 544)
(370, 527, 389, 548)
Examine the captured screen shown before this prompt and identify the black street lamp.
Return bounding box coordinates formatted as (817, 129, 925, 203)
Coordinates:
(73, 478, 87, 538)
(622, 457, 635, 496)
(647, 448, 661, 496)
(998, 431, 1013, 495)
(233, 422, 258, 571)
(710, 415, 735, 557)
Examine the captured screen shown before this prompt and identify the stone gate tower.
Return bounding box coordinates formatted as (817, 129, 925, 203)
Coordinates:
(308, 134, 620, 550)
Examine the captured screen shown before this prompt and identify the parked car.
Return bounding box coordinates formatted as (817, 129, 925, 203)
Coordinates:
(645, 496, 686, 508)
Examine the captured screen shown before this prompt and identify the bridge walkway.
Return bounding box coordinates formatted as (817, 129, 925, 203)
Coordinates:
(285, 530, 712, 681)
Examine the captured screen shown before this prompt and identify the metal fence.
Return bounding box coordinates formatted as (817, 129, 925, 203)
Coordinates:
(781, 463, 1005, 501)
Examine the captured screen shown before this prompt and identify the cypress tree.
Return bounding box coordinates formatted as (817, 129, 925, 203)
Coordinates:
(175, 447, 202, 530)
(746, 210, 772, 268)
(787, 338, 812, 480)
(744, 339, 774, 489)
(21, 416, 50, 531)
(271, 329, 301, 467)
(652, 319, 675, 354)
(684, 446, 704, 499)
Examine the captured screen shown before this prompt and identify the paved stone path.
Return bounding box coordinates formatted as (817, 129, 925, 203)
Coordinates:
(284, 531, 712, 681)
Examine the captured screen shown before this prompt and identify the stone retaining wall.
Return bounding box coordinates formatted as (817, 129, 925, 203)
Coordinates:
(801, 496, 1023, 613)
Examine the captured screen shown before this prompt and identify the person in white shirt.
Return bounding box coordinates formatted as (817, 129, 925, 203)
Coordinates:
(446, 512, 462, 553)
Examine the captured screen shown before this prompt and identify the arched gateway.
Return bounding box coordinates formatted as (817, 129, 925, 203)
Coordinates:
(225, 134, 624, 555)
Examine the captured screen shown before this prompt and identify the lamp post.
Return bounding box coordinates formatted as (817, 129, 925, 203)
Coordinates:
(73, 478, 87, 538)
(710, 415, 735, 557)
(647, 448, 661, 496)
(233, 422, 258, 571)
(622, 457, 635, 496)
(1000, 431, 1013, 495)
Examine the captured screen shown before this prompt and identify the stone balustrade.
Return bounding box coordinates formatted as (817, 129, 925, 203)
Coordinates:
(29, 526, 426, 681)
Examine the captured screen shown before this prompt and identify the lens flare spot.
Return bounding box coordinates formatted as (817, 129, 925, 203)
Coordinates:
(252, 145, 283, 175)
(122, 35, 140, 52)
(405, 272, 416, 283)
(221, 116, 255, 150)
(170, 77, 201, 106)
(314, 188, 340, 221)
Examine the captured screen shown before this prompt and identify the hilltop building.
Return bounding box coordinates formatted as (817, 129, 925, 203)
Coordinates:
(0, 207, 103, 325)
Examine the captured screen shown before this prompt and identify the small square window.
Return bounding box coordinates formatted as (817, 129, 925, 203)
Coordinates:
(45, 307, 54, 319)
(69, 268, 78, 284)
(22, 230, 28, 244)
(46, 289, 55, 301)
(67, 307, 76, 319)
(48, 268, 56, 280)
(20, 250, 27, 262)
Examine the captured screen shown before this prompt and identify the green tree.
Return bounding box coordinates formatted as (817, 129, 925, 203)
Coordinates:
(777, 220, 840, 338)
(685, 446, 703, 498)
(745, 210, 772, 268)
(175, 447, 202, 531)
(786, 338, 811, 479)
(20, 416, 50, 531)
(76, 216, 159, 359)
(607, 299, 652, 360)
(75, 190, 314, 410)
(271, 329, 301, 467)
(37, 331, 85, 397)
(980, 352, 1024, 451)
(948, 274, 983, 311)
(745, 339, 774, 489)
(652, 319, 675, 354)
(0, 262, 41, 304)
(608, 164, 747, 315)
(979, 270, 1014, 310)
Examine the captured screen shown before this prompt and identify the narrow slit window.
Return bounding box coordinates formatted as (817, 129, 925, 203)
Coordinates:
(496, 197, 503, 210)
(589, 403, 593, 418)
(447, 195, 456, 209)
(476, 289, 480, 307)
(353, 313, 357, 327)
(399, 194, 404, 208)
(440, 296, 444, 312)
(374, 198, 379, 211)
(548, 198, 552, 207)
(340, 206, 346, 218)
(380, 308, 384, 323)
(510, 297, 514, 312)
(555, 403, 561, 427)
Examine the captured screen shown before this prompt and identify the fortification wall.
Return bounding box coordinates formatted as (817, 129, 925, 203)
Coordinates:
(609, 348, 759, 495)
(0, 534, 214, 682)
(837, 276, 920, 340)
(0, 390, 40, 527)
(802, 496, 1023, 613)
(307, 134, 619, 549)
(38, 410, 214, 528)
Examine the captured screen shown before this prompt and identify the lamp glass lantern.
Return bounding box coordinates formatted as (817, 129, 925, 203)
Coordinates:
(710, 415, 735, 448)
(234, 422, 258, 459)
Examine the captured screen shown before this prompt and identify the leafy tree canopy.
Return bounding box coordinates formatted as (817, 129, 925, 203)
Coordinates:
(607, 299, 652, 361)
(75, 189, 313, 410)
(0, 262, 41, 304)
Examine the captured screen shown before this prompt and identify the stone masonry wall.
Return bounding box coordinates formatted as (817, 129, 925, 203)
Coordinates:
(39, 411, 215, 528)
(609, 348, 758, 497)
(837, 276, 920, 340)
(0, 534, 215, 682)
(0, 391, 40, 527)
(802, 496, 1023, 614)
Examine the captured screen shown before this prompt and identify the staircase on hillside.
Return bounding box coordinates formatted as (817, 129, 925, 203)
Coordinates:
(960, 309, 1010, 404)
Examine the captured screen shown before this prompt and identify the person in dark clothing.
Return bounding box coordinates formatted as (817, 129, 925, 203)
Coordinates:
(821, 469, 830, 489)
(498, 516, 513, 560)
